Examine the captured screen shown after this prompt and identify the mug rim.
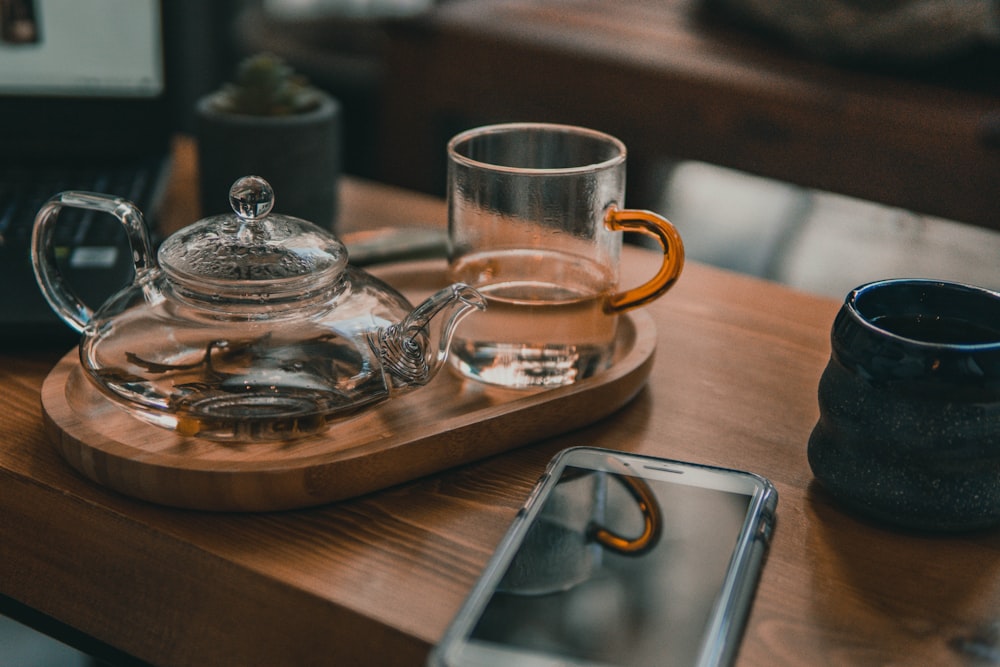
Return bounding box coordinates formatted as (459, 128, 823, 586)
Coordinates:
(846, 278, 1000, 350)
(447, 122, 627, 175)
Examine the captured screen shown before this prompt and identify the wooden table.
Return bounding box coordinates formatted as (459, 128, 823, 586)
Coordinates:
(377, 0, 1000, 231)
(3, 138, 1000, 666)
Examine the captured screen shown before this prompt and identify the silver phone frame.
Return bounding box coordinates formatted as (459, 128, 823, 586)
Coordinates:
(428, 446, 778, 667)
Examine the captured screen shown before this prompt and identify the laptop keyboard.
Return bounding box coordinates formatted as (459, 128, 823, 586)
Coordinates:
(0, 157, 163, 251)
(0, 156, 168, 344)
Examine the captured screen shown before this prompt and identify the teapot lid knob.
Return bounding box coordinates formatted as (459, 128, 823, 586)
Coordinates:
(229, 175, 274, 220)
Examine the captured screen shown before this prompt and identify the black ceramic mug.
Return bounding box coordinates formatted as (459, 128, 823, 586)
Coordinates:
(808, 279, 1000, 531)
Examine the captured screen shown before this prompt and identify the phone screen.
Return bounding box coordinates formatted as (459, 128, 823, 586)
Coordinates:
(433, 449, 775, 667)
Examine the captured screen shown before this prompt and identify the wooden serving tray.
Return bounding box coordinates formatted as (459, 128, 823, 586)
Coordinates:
(40, 261, 656, 511)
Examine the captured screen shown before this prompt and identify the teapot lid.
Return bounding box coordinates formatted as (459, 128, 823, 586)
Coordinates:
(159, 176, 347, 301)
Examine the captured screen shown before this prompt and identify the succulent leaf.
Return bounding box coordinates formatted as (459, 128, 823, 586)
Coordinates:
(211, 53, 322, 116)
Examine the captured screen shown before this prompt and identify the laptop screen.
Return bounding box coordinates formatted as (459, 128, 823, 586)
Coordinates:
(0, 0, 171, 162)
(0, 0, 163, 98)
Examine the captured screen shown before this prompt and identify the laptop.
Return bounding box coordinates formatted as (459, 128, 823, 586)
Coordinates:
(0, 0, 174, 346)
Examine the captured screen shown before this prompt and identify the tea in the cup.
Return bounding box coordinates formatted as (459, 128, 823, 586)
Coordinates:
(448, 249, 617, 387)
(870, 313, 1000, 345)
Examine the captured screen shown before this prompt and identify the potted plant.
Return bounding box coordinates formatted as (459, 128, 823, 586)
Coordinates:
(196, 53, 341, 229)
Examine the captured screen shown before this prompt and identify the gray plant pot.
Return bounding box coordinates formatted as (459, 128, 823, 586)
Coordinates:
(196, 91, 341, 230)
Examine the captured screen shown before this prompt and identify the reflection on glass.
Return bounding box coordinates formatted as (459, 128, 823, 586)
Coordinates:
(471, 465, 751, 667)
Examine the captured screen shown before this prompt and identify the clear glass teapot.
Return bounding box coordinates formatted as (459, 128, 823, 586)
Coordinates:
(32, 176, 485, 441)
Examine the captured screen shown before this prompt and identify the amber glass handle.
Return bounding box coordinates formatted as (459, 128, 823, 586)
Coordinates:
(603, 207, 685, 313)
(588, 474, 663, 556)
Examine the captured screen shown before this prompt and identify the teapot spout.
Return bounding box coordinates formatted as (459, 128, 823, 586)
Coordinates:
(370, 283, 486, 391)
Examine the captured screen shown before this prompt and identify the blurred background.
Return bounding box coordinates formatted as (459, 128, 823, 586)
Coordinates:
(4, 0, 998, 663)
(171, 0, 1000, 302)
(184, 0, 999, 299)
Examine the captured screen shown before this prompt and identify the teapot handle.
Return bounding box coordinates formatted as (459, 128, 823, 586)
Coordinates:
(31, 191, 155, 333)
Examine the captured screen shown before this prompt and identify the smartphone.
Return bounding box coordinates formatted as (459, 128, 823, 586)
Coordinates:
(428, 447, 778, 667)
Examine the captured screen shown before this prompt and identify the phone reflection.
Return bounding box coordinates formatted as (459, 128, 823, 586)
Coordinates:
(470, 465, 752, 667)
